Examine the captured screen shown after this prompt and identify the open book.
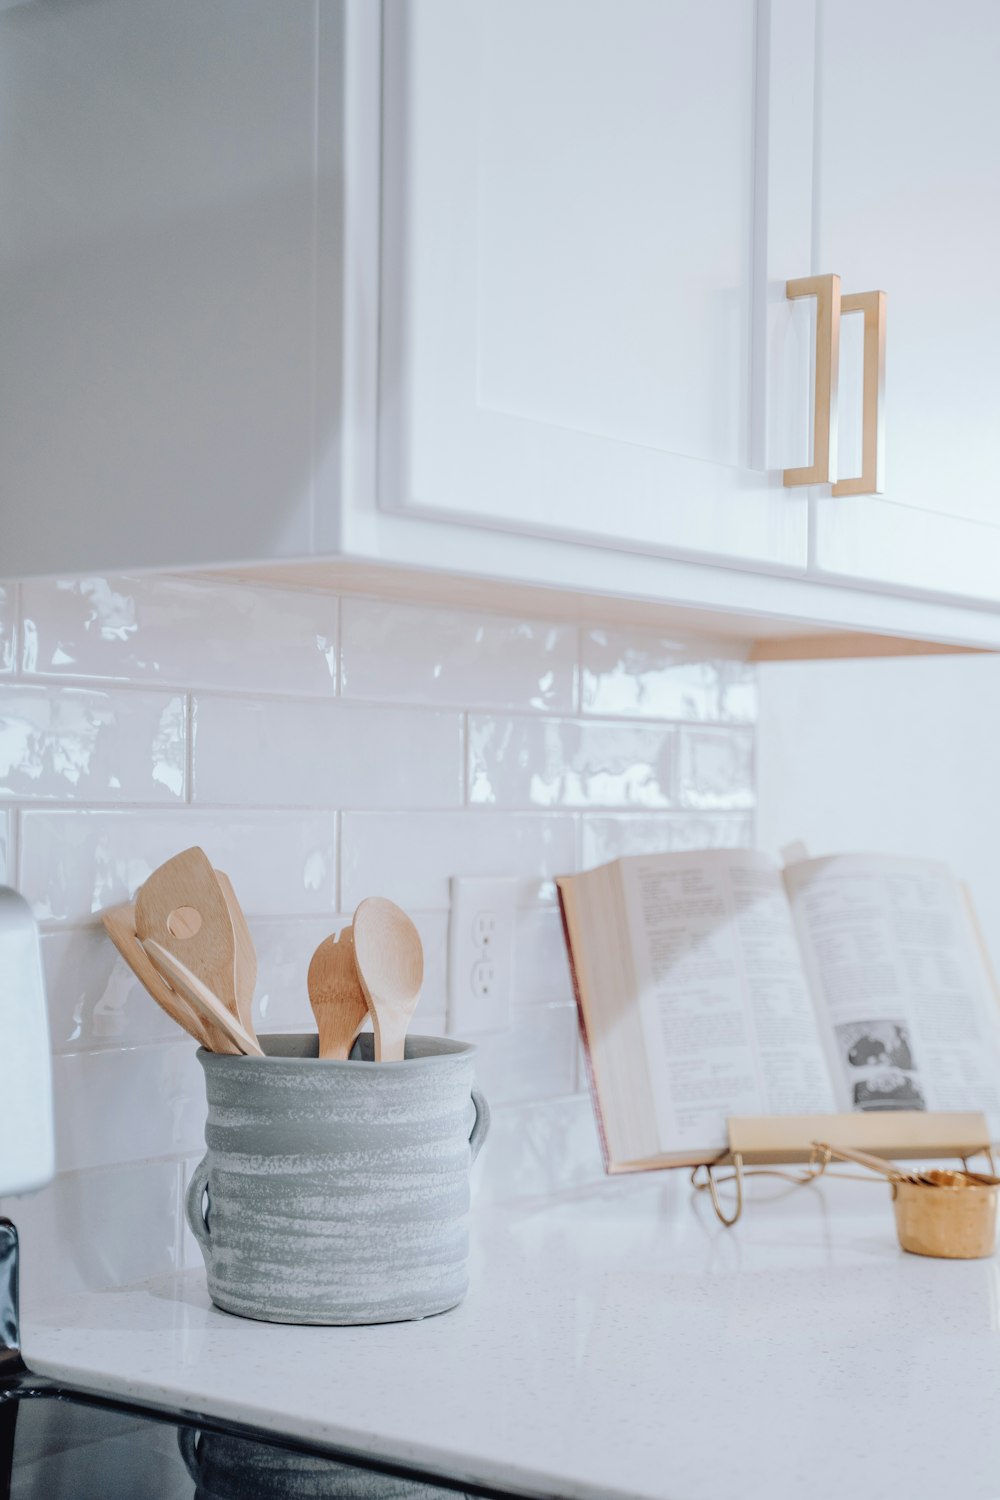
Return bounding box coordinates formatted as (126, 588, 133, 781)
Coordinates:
(556, 850, 1000, 1171)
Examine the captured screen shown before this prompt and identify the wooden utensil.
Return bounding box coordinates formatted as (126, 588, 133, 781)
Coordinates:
(307, 927, 369, 1060)
(143, 940, 265, 1057)
(351, 897, 424, 1062)
(214, 868, 257, 1034)
(135, 847, 259, 1052)
(101, 902, 220, 1051)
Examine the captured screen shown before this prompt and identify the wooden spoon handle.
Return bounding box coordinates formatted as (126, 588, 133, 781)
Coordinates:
(370, 1011, 408, 1063)
(143, 940, 265, 1057)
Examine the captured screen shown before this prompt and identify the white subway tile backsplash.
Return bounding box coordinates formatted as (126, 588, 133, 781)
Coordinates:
(341, 811, 577, 910)
(0, 686, 186, 802)
(581, 627, 756, 722)
(471, 1004, 580, 1106)
(678, 727, 755, 808)
(41, 927, 180, 1052)
(192, 696, 463, 809)
(19, 808, 337, 923)
(51, 1042, 206, 1172)
(5, 1158, 183, 1306)
(340, 598, 577, 712)
(513, 908, 574, 1008)
(0, 573, 758, 1270)
(21, 575, 338, 696)
(469, 715, 676, 808)
(474, 1095, 604, 1205)
(0, 584, 14, 674)
(581, 811, 754, 866)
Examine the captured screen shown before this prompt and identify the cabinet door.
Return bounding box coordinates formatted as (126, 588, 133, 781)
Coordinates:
(812, 0, 1000, 602)
(378, 0, 814, 573)
(0, 0, 322, 577)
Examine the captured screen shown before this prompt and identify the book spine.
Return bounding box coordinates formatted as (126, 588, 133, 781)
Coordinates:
(556, 882, 613, 1175)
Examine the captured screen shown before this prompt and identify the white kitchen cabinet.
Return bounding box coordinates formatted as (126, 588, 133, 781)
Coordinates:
(0, 0, 324, 577)
(810, 0, 1000, 602)
(376, 0, 817, 573)
(7, 0, 1000, 655)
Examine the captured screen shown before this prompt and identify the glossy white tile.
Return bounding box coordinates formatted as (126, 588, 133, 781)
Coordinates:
(4, 1158, 182, 1306)
(513, 908, 574, 1007)
(0, 808, 10, 884)
(51, 1042, 206, 1172)
(19, 809, 337, 923)
(678, 726, 755, 809)
(0, 583, 14, 674)
(473, 1095, 604, 1205)
(581, 811, 755, 865)
(248, 911, 449, 1033)
(469, 715, 676, 808)
(0, 686, 186, 802)
(340, 598, 577, 711)
(581, 627, 757, 722)
(21, 575, 338, 695)
(192, 696, 463, 808)
(341, 811, 577, 910)
(41, 926, 180, 1052)
(470, 1004, 580, 1106)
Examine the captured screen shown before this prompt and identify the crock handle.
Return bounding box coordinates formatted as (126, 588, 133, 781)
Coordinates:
(469, 1084, 491, 1163)
(185, 1156, 211, 1251)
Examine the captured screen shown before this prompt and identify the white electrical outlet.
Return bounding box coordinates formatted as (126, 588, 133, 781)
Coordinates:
(448, 876, 517, 1035)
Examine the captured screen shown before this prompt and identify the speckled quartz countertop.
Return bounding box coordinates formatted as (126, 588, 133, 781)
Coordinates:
(19, 1171, 1000, 1500)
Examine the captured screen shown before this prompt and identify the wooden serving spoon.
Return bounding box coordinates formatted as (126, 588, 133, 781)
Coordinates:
(351, 897, 424, 1062)
(101, 902, 221, 1052)
(143, 941, 264, 1057)
(307, 927, 369, 1060)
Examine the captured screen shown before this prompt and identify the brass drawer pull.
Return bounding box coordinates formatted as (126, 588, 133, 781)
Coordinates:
(832, 289, 887, 497)
(783, 273, 841, 488)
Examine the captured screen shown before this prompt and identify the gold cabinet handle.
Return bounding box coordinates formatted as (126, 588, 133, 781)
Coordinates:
(783, 273, 841, 488)
(832, 289, 886, 497)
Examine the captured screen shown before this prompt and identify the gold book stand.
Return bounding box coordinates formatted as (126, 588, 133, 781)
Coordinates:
(693, 1110, 995, 1226)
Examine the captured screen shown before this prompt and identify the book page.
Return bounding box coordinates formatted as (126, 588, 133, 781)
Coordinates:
(785, 855, 1000, 1134)
(620, 850, 837, 1156)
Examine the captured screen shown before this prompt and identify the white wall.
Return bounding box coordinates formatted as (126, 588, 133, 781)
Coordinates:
(757, 652, 1000, 970)
(0, 573, 756, 1304)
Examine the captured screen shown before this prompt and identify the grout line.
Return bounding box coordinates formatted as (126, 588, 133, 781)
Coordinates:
(334, 593, 344, 696)
(184, 692, 194, 804)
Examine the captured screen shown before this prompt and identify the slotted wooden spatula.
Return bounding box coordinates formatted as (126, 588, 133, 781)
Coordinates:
(102, 902, 222, 1052)
(135, 847, 261, 1053)
(307, 927, 369, 1060)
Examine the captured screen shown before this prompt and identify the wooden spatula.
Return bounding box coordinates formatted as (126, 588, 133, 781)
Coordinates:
(143, 941, 264, 1057)
(135, 847, 260, 1052)
(352, 897, 424, 1062)
(101, 902, 222, 1052)
(214, 868, 257, 1035)
(307, 927, 369, 1060)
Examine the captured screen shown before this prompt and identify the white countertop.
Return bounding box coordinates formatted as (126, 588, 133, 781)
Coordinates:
(20, 1170, 1000, 1500)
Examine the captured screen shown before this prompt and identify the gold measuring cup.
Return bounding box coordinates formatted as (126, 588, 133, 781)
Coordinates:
(814, 1142, 1000, 1259)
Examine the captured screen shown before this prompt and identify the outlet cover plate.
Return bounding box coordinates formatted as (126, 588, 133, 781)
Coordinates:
(448, 876, 517, 1035)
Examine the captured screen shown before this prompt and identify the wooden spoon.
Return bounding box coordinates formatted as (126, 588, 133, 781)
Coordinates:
(101, 902, 221, 1052)
(352, 897, 424, 1062)
(214, 868, 257, 1035)
(307, 927, 369, 1060)
(135, 847, 258, 1052)
(143, 941, 264, 1057)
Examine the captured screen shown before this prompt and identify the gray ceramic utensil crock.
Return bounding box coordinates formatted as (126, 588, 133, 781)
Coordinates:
(186, 1033, 490, 1326)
